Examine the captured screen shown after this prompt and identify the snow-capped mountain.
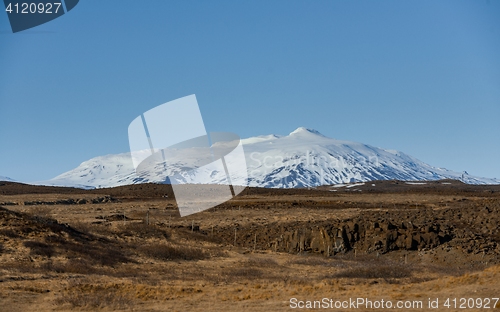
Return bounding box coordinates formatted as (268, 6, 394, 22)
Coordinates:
(41, 127, 498, 189)
(0, 176, 15, 182)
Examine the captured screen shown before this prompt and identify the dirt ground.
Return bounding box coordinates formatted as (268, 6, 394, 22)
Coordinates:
(0, 180, 499, 311)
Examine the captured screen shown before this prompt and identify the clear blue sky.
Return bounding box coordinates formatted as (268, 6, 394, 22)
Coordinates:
(1, 0, 499, 182)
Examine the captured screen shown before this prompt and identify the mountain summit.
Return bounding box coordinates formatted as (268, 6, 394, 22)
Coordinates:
(39, 128, 498, 189)
(289, 127, 325, 137)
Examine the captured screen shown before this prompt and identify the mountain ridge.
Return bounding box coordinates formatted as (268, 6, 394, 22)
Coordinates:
(23, 127, 500, 189)
(0, 176, 15, 182)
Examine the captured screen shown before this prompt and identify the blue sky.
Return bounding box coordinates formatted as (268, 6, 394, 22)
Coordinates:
(1, 0, 499, 182)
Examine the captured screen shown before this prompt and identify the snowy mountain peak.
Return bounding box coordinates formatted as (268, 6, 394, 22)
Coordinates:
(39, 127, 499, 189)
(289, 127, 325, 137)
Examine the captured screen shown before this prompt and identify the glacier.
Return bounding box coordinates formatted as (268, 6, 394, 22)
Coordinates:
(35, 127, 498, 189)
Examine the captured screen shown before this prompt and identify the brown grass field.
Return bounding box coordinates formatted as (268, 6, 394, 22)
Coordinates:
(0, 180, 499, 311)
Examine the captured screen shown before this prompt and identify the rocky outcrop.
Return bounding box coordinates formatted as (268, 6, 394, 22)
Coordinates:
(213, 204, 500, 257)
(22, 196, 117, 206)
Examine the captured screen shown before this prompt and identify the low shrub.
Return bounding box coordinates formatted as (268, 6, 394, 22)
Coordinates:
(139, 243, 207, 261)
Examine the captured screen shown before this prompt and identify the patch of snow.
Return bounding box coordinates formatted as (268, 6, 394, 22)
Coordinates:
(346, 183, 365, 188)
(332, 184, 347, 188)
